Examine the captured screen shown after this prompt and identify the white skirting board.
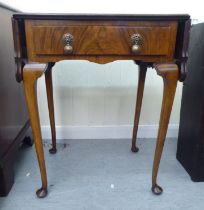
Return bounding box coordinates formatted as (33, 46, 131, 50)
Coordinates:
(0, 124, 179, 140)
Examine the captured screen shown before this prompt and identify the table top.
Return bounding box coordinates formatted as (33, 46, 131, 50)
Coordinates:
(13, 13, 190, 21)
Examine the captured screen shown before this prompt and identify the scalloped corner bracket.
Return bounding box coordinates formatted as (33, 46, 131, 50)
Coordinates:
(176, 58, 188, 82)
(178, 19, 191, 82)
(15, 58, 25, 83)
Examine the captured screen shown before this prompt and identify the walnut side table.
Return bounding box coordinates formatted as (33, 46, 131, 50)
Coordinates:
(12, 14, 190, 198)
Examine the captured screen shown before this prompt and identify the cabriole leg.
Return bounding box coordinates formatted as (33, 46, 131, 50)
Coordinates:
(152, 63, 179, 195)
(131, 62, 147, 152)
(45, 63, 57, 154)
(23, 64, 48, 198)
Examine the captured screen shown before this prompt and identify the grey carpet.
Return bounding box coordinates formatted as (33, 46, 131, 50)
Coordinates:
(0, 138, 203, 210)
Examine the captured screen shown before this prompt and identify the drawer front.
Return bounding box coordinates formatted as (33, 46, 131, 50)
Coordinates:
(25, 20, 178, 60)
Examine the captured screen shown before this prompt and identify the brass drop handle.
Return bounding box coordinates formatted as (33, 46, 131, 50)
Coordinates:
(62, 33, 74, 54)
(131, 34, 142, 53)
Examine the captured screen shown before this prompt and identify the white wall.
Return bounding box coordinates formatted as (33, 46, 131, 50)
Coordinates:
(1, 0, 203, 22)
(37, 61, 182, 126)
(34, 60, 182, 139)
(1, 0, 202, 138)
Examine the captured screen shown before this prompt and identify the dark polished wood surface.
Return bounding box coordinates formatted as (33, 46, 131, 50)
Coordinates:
(13, 13, 190, 21)
(12, 14, 191, 81)
(12, 13, 191, 198)
(0, 121, 31, 196)
(25, 20, 178, 63)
